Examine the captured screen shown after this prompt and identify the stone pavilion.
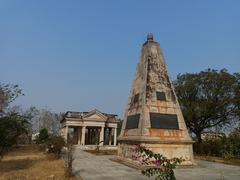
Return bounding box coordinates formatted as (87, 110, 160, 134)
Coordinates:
(61, 109, 118, 149)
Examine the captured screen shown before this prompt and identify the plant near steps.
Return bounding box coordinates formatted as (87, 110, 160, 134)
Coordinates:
(131, 145, 182, 180)
(65, 139, 74, 178)
(46, 134, 65, 158)
(95, 140, 104, 152)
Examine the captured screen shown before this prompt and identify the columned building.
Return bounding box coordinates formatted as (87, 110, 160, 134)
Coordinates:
(61, 109, 118, 149)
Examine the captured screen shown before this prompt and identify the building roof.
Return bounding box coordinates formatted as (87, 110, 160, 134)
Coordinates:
(61, 109, 118, 123)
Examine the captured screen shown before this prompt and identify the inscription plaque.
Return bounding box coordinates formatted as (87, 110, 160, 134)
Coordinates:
(150, 113, 179, 129)
(156, 91, 166, 101)
(133, 94, 139, 103)
(126, 114, 140, 129)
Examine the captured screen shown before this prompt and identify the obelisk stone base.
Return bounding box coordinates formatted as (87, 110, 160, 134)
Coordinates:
(117, 140, 195, 166)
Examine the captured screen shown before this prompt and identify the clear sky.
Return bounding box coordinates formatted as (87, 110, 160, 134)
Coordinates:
(1, 1, 240, 118)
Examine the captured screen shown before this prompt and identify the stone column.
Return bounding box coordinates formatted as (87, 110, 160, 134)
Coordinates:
(100, 126, 104, 146)
(78, 127, 81, 145)
(114, 127, 117, 146)
(109, 128, 112, 145)
(81, 126, 86, 145)
(65, 126, 68, 142)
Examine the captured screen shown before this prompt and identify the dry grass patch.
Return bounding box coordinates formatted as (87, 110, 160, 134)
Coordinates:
(0, 145, 77, 180)
(195, 155, 240, 166)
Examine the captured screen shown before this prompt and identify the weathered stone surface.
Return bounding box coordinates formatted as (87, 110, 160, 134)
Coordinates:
(118, 33, 194, 165)
(73, 148, 240, 180)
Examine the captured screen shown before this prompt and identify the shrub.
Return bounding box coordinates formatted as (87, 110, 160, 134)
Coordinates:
(65, 140, 74, 177)
(196, 131, 240, 159)
(46, 135, 65, 158)
(0, 113, 29, 160)
(223, 132, 240, 158)
(36, 128, 49, 144)
(131, 145, 182, 180)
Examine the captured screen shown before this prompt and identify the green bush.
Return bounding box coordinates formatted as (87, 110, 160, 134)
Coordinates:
(46, 135, 65, 158)
(36, 128, 49, 144)
(196, 131, 240, 159)
(222, 132, 240, 158)
(0, 113, 29, 160)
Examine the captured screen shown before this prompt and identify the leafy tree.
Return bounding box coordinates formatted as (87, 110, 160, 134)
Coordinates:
(174, 69, 240, 147)
(0, 112, 30, 160)
(0, 83, 28, 159)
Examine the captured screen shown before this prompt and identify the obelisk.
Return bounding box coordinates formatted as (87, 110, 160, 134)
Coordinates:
(117, 33, 194, 165)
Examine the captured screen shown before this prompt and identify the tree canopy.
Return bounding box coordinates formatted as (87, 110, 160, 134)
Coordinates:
(0, 84, 29, 159)
(174, 69, 240, 143)
(0, 112, 30, 159)
(0, 84, 23, 115)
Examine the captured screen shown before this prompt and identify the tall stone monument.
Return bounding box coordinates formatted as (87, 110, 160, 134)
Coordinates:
(117, 33, 194, 165)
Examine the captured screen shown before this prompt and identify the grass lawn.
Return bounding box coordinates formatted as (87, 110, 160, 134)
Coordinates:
(0, 145, 75, 180)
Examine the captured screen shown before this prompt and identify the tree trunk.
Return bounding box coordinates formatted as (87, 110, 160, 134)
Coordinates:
(195, 132, 203, 155)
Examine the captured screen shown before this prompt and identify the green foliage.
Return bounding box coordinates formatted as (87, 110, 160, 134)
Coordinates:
(117, 119, 123, 136)
(0, 83, 28, 160)
(46, 134, 65, 158)
(131, 145, 182, 180)
(36, 128, 49, 144)
(199, 131, 240, 158)
(65, 141, 74, 177)
(0, 112, 30, 159)
(174, 69, 240, 145)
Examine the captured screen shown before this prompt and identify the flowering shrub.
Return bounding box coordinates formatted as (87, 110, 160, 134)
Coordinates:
(131, 145, 182, 180)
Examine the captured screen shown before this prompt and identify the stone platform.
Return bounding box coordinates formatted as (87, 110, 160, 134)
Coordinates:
(73, 148, 240, 180)
(74, 145, 117, 150)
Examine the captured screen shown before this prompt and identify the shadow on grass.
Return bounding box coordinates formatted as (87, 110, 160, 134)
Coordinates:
(0, 159, 36, 173)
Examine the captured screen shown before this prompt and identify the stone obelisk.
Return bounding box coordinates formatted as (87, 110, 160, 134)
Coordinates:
(117, 33, 194, 165)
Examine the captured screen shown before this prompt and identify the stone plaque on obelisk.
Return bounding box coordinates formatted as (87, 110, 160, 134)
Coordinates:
(117, 33, 194, 165)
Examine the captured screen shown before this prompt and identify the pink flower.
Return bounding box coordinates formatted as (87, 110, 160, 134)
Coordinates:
(154, 160, 162, 167)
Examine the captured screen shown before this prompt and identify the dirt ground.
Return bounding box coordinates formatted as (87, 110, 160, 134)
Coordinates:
(0, 145, 74, 180)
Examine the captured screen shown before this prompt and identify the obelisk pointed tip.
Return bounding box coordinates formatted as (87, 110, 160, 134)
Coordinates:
(147, 32, 154, 41)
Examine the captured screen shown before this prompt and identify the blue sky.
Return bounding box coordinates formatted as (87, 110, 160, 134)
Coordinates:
(1, 1, 240, 118)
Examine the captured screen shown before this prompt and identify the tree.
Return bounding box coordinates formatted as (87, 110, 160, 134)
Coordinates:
(174, 69, 240, 146)
(23, 106, 40, 134)
(0, 83, 23, 116)
(0, 83, 30, 159)
(117, 119, 123, 136)
(0, 112, 30, 159)
(38, 109, 62, 134)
